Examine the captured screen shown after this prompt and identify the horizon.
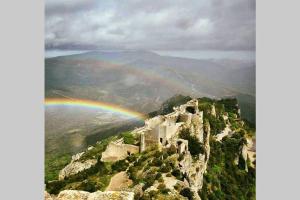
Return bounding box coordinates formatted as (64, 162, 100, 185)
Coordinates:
(45, 49, 255, 61)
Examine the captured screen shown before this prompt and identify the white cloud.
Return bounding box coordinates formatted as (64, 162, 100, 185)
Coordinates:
(45, 0, 255, 51)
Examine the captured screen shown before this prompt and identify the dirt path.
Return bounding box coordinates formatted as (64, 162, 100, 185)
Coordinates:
(105, 171, 132, 191)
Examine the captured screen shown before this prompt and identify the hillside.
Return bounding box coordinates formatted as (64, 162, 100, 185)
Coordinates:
(45, 50, 255, 123)
(45, 97, 255, 200)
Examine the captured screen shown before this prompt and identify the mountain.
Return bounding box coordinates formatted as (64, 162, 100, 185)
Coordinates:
(45, 97, 256, 200)
(45, 51, 255, 178)
(45, 50, 255, 121)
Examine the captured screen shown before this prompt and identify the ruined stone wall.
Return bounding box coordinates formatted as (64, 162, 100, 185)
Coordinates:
(101, 142, 139, 162)
(136, 99, 204, 153)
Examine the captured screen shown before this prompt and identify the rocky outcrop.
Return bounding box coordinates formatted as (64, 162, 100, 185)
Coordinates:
(58, 159, 97, 180)
(214, 124, 233, 142)
(47, 190, 134, 200)
(57, 190, 89, 200)
(211, 104, 216, 117)
(45, 191, 55, 200)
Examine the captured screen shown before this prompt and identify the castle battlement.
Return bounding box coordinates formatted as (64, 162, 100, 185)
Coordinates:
(132, 99, 204, 152)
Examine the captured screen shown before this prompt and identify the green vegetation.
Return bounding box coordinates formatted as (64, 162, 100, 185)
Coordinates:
(45, 96, 255, 199)
(46, 160, 113, 194)
(179, 128, 204, 156)
(148, 95, 192, 117)
(45, 153, 71, 182)
(199, 135, 255, 200)
(120, 131, 136, 145)
(111, 159, 129, 172)
(180, 187, 194, 200)
(79, 137, 114, 162)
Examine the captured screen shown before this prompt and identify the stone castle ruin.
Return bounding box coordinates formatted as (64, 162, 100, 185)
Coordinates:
(49, 98, 257, 200)
(56, 99, 211, 200)
(132, 99, 210, 199)
(133, 99, 204, 153)
(101, 138, 139, 162)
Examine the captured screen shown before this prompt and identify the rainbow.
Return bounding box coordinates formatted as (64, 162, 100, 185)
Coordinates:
(64, 59, 195, 94)
(45, 98, 146, 120)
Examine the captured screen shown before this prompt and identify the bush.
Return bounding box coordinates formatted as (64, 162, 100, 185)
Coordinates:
(180, 188, 194, 200)
(155, 172, 162, 180)
(158, 176, 164, 183)
(158, 183, 170, 194)
(151, 157, 162, 166)
(167, 145, 177, 155)
(171, 169, 182, 180)
(111, 159, 129, 172)
(160, 163, 172, 173)
(121, 131, 136, 145)
(179, 128, 205, 156)
(127, 154, 138, 163)
(46, 180, 66, 195)
(174, 183, 182, 191)
(81, 179, 96, 192)
(142, 174, 156, 191)
(128, 166, 139, 183)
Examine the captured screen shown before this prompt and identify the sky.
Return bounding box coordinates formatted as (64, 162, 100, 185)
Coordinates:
(45, 0, 255, 52)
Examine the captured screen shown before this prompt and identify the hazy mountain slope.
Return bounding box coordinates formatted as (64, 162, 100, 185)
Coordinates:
(45, 50, 255, 119)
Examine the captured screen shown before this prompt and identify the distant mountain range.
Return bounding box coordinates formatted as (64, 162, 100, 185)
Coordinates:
(45, 50, 255, 122)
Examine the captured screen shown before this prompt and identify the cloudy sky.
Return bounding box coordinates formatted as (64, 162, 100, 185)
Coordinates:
(45, 0, 255, 51)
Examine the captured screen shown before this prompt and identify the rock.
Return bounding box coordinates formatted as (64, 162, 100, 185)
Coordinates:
(58, 159, 97, 180)
(71, 152, 84, 162)
(45, 191, 55, 200)
(57, 190, 89, 200)
(214, 125, 232, 142)
(87, 146, 94, 151)
(88, 191, 134, 200)
(55, 190, 134, 200)
(211, 104, 216, 117)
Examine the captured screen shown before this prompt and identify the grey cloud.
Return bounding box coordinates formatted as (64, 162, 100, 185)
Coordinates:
(45, 0, 255, 51)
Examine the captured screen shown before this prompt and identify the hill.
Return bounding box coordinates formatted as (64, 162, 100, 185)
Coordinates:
(45, 97, 255, 200)
(45, 50, 255, 123)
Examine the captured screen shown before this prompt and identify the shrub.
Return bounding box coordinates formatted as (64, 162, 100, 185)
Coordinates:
(160, 163, 172, 173)
(180, 188, 194, 200)
(167, 145, 177, 155)
(179, 128, 204, 156)
(127, 154, 138, 163)
(81, 179, 96, 192)
(171, 169, 182, 180)
(111, 159, 129, 172)
(46, 180, 66, 195)
(151, 157, 162, 166)
(142, 174, 156, 191)
(128, 166, 139, 183)
(174, 183, 182, 191)
(121, 131, 136, 145)
(155, 172, 162, 180)
(158, 183, 170, 194)
(158, 176, 164, 183)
